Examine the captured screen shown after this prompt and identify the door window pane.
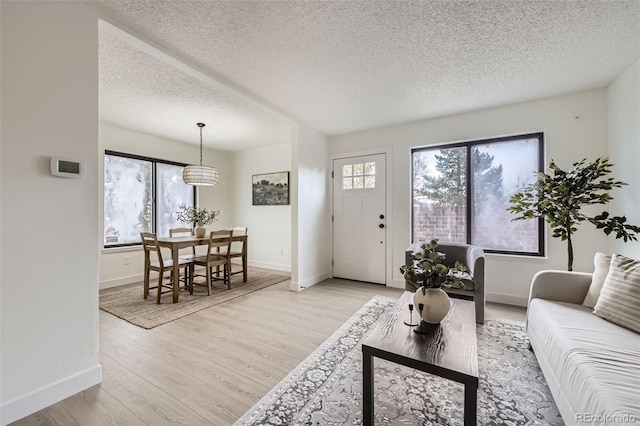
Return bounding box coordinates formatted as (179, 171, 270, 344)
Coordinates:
(340, 161, 377, 190)
(364, 162, 375, 175)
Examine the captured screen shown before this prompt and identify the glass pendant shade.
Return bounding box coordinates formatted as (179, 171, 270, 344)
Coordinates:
(183, 122, 219, 186)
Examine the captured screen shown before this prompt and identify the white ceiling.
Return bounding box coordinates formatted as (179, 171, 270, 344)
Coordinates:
(93, 0, 640, 151)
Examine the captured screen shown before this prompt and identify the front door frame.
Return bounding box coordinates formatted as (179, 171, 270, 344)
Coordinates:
(329, 147, 393, 286)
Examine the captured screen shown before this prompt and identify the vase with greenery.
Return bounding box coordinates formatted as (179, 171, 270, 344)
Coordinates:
(176, 203, 221, 237)
(400, 239, 470, 324)
(508, 157, 640, 271)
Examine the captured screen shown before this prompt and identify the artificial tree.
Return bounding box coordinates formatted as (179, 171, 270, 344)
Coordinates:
(508, 157, 640, 271)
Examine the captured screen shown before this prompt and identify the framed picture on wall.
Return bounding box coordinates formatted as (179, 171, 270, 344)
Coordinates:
(252, 171, 290, 205)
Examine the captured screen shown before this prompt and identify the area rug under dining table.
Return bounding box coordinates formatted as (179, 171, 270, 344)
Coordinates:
(235, 294, 563, 426)
(99, 267, 290, 329)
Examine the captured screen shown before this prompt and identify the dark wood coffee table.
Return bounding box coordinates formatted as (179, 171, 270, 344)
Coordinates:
(362, 291, 478, 425)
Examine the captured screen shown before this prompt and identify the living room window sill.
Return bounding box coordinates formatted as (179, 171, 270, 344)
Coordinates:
(485, 252, 549, 261)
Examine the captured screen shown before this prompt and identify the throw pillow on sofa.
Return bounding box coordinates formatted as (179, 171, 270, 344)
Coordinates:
(593, 253, 640, 333)
(582, 252, 612, 308)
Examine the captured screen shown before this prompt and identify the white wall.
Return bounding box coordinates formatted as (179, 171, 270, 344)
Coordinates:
(291, 123, 332, 290)
(99, 122, 234, 288)
(607, 59, 640, 259)
(231, 143, 292, 271)
(1, 2, 101, 423)
(329, 89, 611, 305)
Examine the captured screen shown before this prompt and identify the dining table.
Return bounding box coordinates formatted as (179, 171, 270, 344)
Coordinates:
(155, 233, 248, 303)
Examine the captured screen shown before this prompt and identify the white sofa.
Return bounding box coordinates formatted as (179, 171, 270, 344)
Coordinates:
(526, 270, 640, 426)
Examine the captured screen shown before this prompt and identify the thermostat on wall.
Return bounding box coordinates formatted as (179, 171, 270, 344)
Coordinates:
(50, 157, 83, 178)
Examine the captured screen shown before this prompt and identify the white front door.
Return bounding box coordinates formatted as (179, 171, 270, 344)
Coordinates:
(333, 153, 386, 284)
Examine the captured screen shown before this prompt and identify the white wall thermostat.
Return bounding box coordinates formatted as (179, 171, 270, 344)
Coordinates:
(50, 157, 83, 178)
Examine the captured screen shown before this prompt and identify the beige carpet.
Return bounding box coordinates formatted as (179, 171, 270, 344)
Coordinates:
(99, 268, 290, 329)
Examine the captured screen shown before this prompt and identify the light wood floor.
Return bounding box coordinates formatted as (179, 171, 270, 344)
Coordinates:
(12, 277, 525, 426)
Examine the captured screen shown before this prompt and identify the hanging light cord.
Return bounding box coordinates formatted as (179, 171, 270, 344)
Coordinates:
(197, 122, 205, 166)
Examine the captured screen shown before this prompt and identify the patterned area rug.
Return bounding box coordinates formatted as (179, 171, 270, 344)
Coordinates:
(235, 295, 563, 426)
(99, 267, 289, 329)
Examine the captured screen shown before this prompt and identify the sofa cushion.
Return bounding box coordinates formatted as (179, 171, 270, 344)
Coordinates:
(593, 253, 640, 333)
(582, 252, 611, 308)
(528, 299, 640, 421)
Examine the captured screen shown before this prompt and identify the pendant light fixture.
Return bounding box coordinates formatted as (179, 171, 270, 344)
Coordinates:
(182, 122, 219, 186)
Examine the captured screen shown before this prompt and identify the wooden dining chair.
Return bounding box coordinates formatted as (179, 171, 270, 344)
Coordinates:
(169, 227, 197, 287)
(228, 226, 248, 279)
(140, 232, 193, 304)
(192, 230, 233, 294)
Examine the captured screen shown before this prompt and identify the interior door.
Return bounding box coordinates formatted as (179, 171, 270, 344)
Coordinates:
(333, 153, 386, 284)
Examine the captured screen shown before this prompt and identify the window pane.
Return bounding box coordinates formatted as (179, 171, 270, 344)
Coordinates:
(364, 175, 375, 188)
(364, 162, 375, 175)
(342, 165, 352, 177)
(104, 155, 152, 245)
(157, 163, 194, 238)
(412, 147, 467, 244)
(353, 176, 364, 189)
(342, 177, 353, 189)
(471, 139, 540, 252)
(353, 163, 364, 176)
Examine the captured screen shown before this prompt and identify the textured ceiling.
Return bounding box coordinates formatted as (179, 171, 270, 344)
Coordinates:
(93, 0, 640, 144)
(99, 27, 293, 151)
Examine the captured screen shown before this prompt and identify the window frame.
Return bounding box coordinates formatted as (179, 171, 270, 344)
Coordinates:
(411, 132, 545, 257)
(104, 150, 196, 248)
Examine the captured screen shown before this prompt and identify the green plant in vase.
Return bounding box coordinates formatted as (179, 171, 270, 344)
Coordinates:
(176, 204, 221, 237)
(400, 239, 470, 324)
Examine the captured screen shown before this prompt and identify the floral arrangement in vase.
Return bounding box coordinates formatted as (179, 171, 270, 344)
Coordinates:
(400, 239, 471, 324)
(176, 204, 221, 237)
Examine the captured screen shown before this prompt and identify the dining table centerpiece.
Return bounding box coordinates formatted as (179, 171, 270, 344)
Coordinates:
(176, 203, 221, 237)
(400, 239, 470, 324)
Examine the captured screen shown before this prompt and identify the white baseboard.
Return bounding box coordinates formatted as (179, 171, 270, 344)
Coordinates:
(292, 270, 332, 292)
(248, 260, 291, 273)
(486, 292, 528, 307)
(100, 274, 143, 289)
(1, 365, 102, 426)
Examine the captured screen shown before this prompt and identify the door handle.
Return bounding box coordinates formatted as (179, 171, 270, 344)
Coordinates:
(379, 224, 385, 229)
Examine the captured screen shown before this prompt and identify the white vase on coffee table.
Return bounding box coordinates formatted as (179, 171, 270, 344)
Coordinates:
(413, 286, 451, 324)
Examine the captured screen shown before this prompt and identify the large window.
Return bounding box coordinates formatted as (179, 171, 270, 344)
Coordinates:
(104, 151, 195, 247)
(412, 133, 544, 256)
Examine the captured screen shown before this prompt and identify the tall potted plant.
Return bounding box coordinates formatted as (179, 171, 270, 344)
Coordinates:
(176, 203, 221, 237)
(508, 157, 640, 270)
(400, 239, 469, 324)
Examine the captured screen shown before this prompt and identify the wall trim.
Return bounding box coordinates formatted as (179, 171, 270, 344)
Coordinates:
(248, 260, 291, 272)
(1, 365, 102, 426)
(486, 291, 529, 307)
(292, 270, 332, 292)
(100, 274, 143, 290)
